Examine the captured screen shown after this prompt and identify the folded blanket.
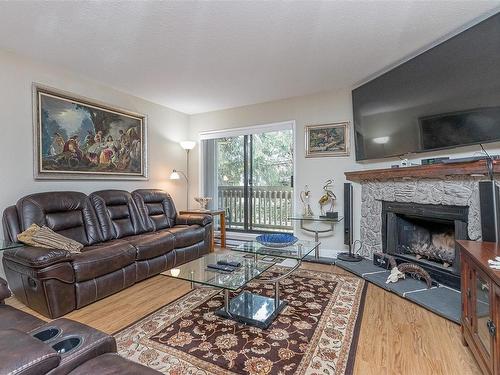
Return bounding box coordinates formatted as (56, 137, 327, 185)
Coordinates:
(17, 224, 51, 248)
(17, 224, 83, 253)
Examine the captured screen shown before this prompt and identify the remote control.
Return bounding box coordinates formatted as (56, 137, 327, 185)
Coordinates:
(217, 260, 241, 268)
(207, 263, 235, 272)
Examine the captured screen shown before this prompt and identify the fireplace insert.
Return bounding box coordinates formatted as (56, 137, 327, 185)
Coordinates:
(382, 201, 468, 289)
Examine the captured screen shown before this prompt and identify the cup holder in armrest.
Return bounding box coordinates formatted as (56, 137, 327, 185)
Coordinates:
(52, 336, 82, 354)
(33, 327, 61, 342)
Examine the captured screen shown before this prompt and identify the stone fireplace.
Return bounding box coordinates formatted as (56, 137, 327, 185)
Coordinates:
(344, 163, 491, 289)
(382, 201, 468, 289)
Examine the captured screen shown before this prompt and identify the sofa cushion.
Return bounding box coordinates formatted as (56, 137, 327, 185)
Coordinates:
(164, 225, 205, 248)
(72, 240, 136, 282)
(124, 231, 175, 261)
(132, 189, 177, 231)
(16, 192, 102, 246)
(90, 190, 147, 241)
(0, 329, 60, 375)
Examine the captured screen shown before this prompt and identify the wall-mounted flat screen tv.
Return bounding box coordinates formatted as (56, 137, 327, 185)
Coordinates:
(352, 12, 500, 161)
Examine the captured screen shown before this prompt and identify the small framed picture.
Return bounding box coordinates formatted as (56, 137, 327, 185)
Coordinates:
(305, 122, 350, 158)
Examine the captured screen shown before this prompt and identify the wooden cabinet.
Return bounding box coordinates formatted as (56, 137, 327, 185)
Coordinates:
(458, 240, 500, 375)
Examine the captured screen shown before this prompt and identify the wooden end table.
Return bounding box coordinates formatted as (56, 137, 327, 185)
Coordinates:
(179, 209, 226, 251)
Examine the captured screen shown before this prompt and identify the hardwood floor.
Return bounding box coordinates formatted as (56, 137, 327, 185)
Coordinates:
(6, 262, 481, 375)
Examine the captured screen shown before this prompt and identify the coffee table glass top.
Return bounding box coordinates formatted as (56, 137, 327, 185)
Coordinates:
(233, 240, 319, 260)
(0, 240, 24, 251)
(161, 253, 275, 291)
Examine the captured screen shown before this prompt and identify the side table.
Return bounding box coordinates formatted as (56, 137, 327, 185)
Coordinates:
(288, 215, 343, 259)
(179, 209, 226, 251)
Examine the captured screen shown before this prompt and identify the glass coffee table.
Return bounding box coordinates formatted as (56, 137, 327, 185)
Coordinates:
(162, 240, 319, 329)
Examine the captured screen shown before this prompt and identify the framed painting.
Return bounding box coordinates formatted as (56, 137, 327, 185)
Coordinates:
(33, 84, 148, 180)
(305, 122, 350, 158)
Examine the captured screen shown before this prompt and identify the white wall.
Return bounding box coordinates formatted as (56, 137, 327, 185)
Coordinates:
(0, 50, 191, 251)
(188, 88, 500, 256)
(189, 89, 358, 255)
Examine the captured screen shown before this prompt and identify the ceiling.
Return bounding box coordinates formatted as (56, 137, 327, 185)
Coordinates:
(0, 1, 499, 114)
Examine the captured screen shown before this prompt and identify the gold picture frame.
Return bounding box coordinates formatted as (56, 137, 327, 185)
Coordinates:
(305, 122, 350, 158)
(33, 83, 148, 180)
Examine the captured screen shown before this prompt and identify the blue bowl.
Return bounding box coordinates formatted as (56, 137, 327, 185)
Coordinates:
(255, 234, 298, 248)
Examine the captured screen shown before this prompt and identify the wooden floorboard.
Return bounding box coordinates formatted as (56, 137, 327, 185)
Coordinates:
(6, 261, 481, 374)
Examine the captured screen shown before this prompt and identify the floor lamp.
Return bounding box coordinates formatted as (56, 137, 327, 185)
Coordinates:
(170, 141, 196, 209)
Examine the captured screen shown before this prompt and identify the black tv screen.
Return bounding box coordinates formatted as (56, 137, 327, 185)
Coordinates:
(352, 12, 500, 161)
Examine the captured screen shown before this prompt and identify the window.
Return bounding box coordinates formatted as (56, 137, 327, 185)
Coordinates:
(201, 122, 294, 233)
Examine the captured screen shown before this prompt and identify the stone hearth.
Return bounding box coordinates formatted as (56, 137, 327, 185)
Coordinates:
(359, 176, 483, 258)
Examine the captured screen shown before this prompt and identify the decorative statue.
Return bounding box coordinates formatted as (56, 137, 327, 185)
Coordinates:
(318, 179, 336, 216)
(300, 185, 314, 216)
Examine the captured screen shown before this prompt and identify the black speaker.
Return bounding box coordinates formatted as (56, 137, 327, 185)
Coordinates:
(344, 182, 353, 246)
(479, 180, 500, 242)
(338, 183, 362, 262)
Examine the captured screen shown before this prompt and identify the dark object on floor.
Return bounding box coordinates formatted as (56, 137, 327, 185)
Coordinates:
(373, 252, 391, 269)
(0, 276, 160, 374)
(2, 189, 213, 318)
(397, 262, 433, 289)
(337, 252, 363, 262)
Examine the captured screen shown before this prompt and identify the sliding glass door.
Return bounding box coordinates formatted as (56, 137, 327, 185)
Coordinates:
(202, 125, 293, 233)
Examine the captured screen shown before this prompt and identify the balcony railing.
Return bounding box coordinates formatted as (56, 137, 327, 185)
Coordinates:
(218, 186, 293, 232)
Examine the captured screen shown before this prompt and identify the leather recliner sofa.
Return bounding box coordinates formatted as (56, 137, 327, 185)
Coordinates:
(2, 189, 212, 318)
(0, 276, 160, 375)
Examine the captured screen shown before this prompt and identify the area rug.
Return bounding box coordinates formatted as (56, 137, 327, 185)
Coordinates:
(115, 267, 366, 375)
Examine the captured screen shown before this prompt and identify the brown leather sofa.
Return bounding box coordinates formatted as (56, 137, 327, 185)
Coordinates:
(2, 189, 212, 318)
(0, 277, 160, 375)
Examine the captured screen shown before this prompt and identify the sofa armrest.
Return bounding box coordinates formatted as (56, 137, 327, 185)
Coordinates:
(176, 213, 213, 227)
(0, 277, 11, 302)
(3, 246, 72, 268)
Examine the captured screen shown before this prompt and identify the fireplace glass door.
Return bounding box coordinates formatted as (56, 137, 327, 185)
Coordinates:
(396, 215, 456, 269)
(382, 201, 468, 289)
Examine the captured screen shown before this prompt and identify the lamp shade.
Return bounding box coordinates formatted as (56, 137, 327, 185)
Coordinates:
(169, 170, 181, 180)
(180, 141, 196, 150)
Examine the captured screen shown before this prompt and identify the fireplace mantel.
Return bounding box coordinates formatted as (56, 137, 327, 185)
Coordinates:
(345, 160, 499, 182)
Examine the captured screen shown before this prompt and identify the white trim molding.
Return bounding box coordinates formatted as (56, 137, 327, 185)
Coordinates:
(199, 120, 295, 140)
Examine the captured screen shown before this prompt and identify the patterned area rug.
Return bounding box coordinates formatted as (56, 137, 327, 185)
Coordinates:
(115, 267, 366, 375)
